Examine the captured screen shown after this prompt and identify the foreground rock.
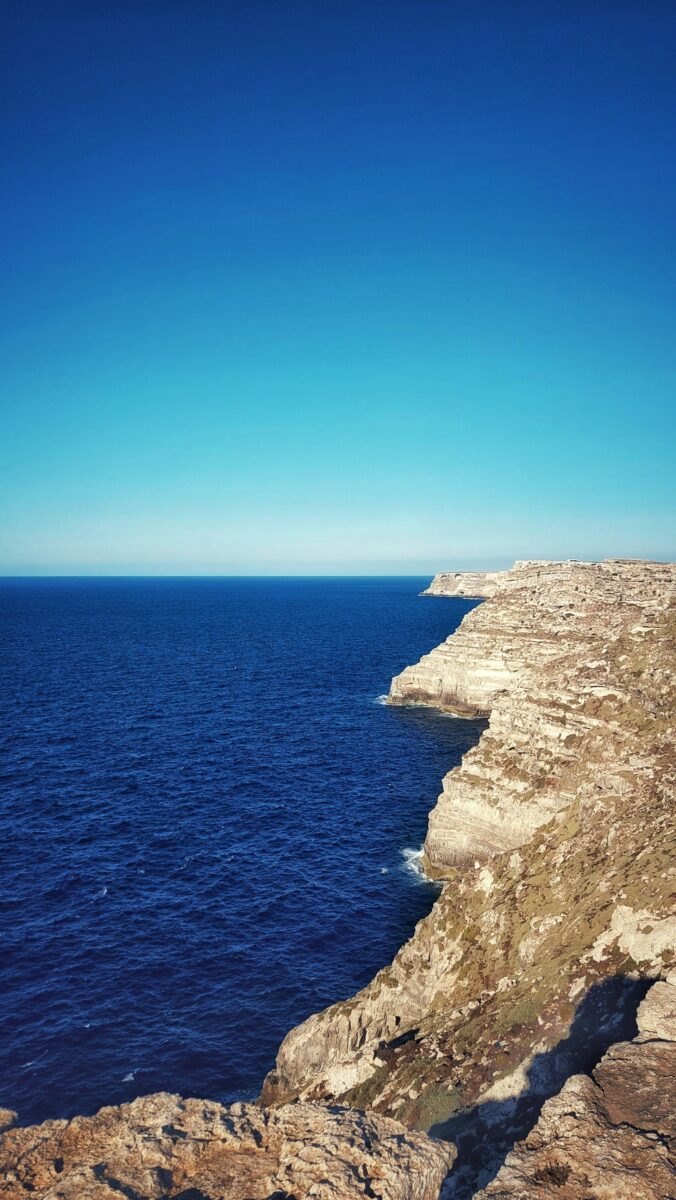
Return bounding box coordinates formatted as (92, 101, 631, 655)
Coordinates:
(474, 979, 676, 1199)
(0, 1095, 454, 1200)
(263, 559, 675, 1195)
(420, 572, 508, 598)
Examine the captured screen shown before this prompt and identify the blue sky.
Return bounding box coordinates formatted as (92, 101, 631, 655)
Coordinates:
(2, 0, 675, 573)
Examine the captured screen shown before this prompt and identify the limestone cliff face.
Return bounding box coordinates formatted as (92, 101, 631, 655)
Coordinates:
(391, 559, 675, 871)
(0, 1095, 454, 1200)
(474, 978, 676, 1199)
(262, 560, 675, 1187)
(421, 572, 508, 598)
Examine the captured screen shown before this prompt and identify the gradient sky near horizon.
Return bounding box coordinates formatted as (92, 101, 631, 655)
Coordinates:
(2, 1, 675, 574)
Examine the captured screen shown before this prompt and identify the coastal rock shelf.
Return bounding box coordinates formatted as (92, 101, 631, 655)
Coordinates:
(262, 559, 675, 1194)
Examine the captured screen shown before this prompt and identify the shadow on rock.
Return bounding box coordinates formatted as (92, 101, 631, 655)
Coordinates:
(433, 974, 651, 1199)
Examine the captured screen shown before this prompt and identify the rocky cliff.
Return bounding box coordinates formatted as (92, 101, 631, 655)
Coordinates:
(262, 559, 675, 1195)
(420, 572, 508, 598)
(392, 559, 675, 871)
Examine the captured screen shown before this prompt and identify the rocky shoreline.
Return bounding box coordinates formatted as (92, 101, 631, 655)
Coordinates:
(2, 560, 674, 1198)
(263, 559, 676, 1193)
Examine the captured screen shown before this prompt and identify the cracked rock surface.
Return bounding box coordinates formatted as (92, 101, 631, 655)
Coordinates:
(0, 1096, 454, 1199)
(474, 979, 676, 1199)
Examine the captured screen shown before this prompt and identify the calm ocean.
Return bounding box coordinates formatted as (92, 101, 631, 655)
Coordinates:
(0, 578, 484, 1124)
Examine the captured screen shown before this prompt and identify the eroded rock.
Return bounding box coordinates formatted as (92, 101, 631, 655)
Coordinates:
(0, 1094, 455, 1200)
(392, 559, 676, 869)
(473, 980, 676, 1199)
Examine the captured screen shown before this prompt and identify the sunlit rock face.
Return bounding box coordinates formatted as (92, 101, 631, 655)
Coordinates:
(0, 1094, 455, 1200)
(263, 560, 675, 1191)
(391, 559, 676, 871)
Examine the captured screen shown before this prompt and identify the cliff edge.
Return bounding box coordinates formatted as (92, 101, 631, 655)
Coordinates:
(474, 977, 676, 1199)
(392, 559, 675, 871)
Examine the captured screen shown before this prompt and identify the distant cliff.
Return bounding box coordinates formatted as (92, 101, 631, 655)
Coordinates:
(392, 558, 676, 870)
(420, 571, 508, 598)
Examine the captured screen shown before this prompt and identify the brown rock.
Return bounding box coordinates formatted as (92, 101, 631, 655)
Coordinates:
(0, 1094, 455, 1200)
(474, 982, 676, 1199)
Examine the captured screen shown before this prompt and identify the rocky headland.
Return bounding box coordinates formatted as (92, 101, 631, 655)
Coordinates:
(2, 559, 674, 1198)
(420, 572, 508, 598)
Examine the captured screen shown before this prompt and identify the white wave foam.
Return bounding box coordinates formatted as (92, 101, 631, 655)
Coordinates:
(374, 694, 390, 706)
(401, 846, 426, 878)
(400, 846, 440, 888)
(123, 1069, 139, 1082)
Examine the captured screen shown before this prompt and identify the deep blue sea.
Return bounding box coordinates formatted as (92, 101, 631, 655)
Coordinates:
(0, 578, 484, 1125)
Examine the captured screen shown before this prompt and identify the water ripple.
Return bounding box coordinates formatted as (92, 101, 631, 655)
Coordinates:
(0, 578, 484, 1123)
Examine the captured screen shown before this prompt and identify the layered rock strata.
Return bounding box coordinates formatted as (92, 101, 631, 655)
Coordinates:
(392, 559, 676, 871)
(420, 572, 508, 598)
(474, 978, 676, 1199)
(0, 1095, 454, 1200)
(262, 560, 675, 1197)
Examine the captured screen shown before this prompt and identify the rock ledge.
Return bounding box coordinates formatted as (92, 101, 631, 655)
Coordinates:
(0, 1095, 454, 1200)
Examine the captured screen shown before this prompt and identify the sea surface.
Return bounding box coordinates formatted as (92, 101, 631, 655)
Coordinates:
(0, 578, 484, 1124)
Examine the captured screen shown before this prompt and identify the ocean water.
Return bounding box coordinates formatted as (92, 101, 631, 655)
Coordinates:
(0, 578, 484, 1125)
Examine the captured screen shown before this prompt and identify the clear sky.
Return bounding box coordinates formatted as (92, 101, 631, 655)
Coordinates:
(2, 0, 675, 574)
